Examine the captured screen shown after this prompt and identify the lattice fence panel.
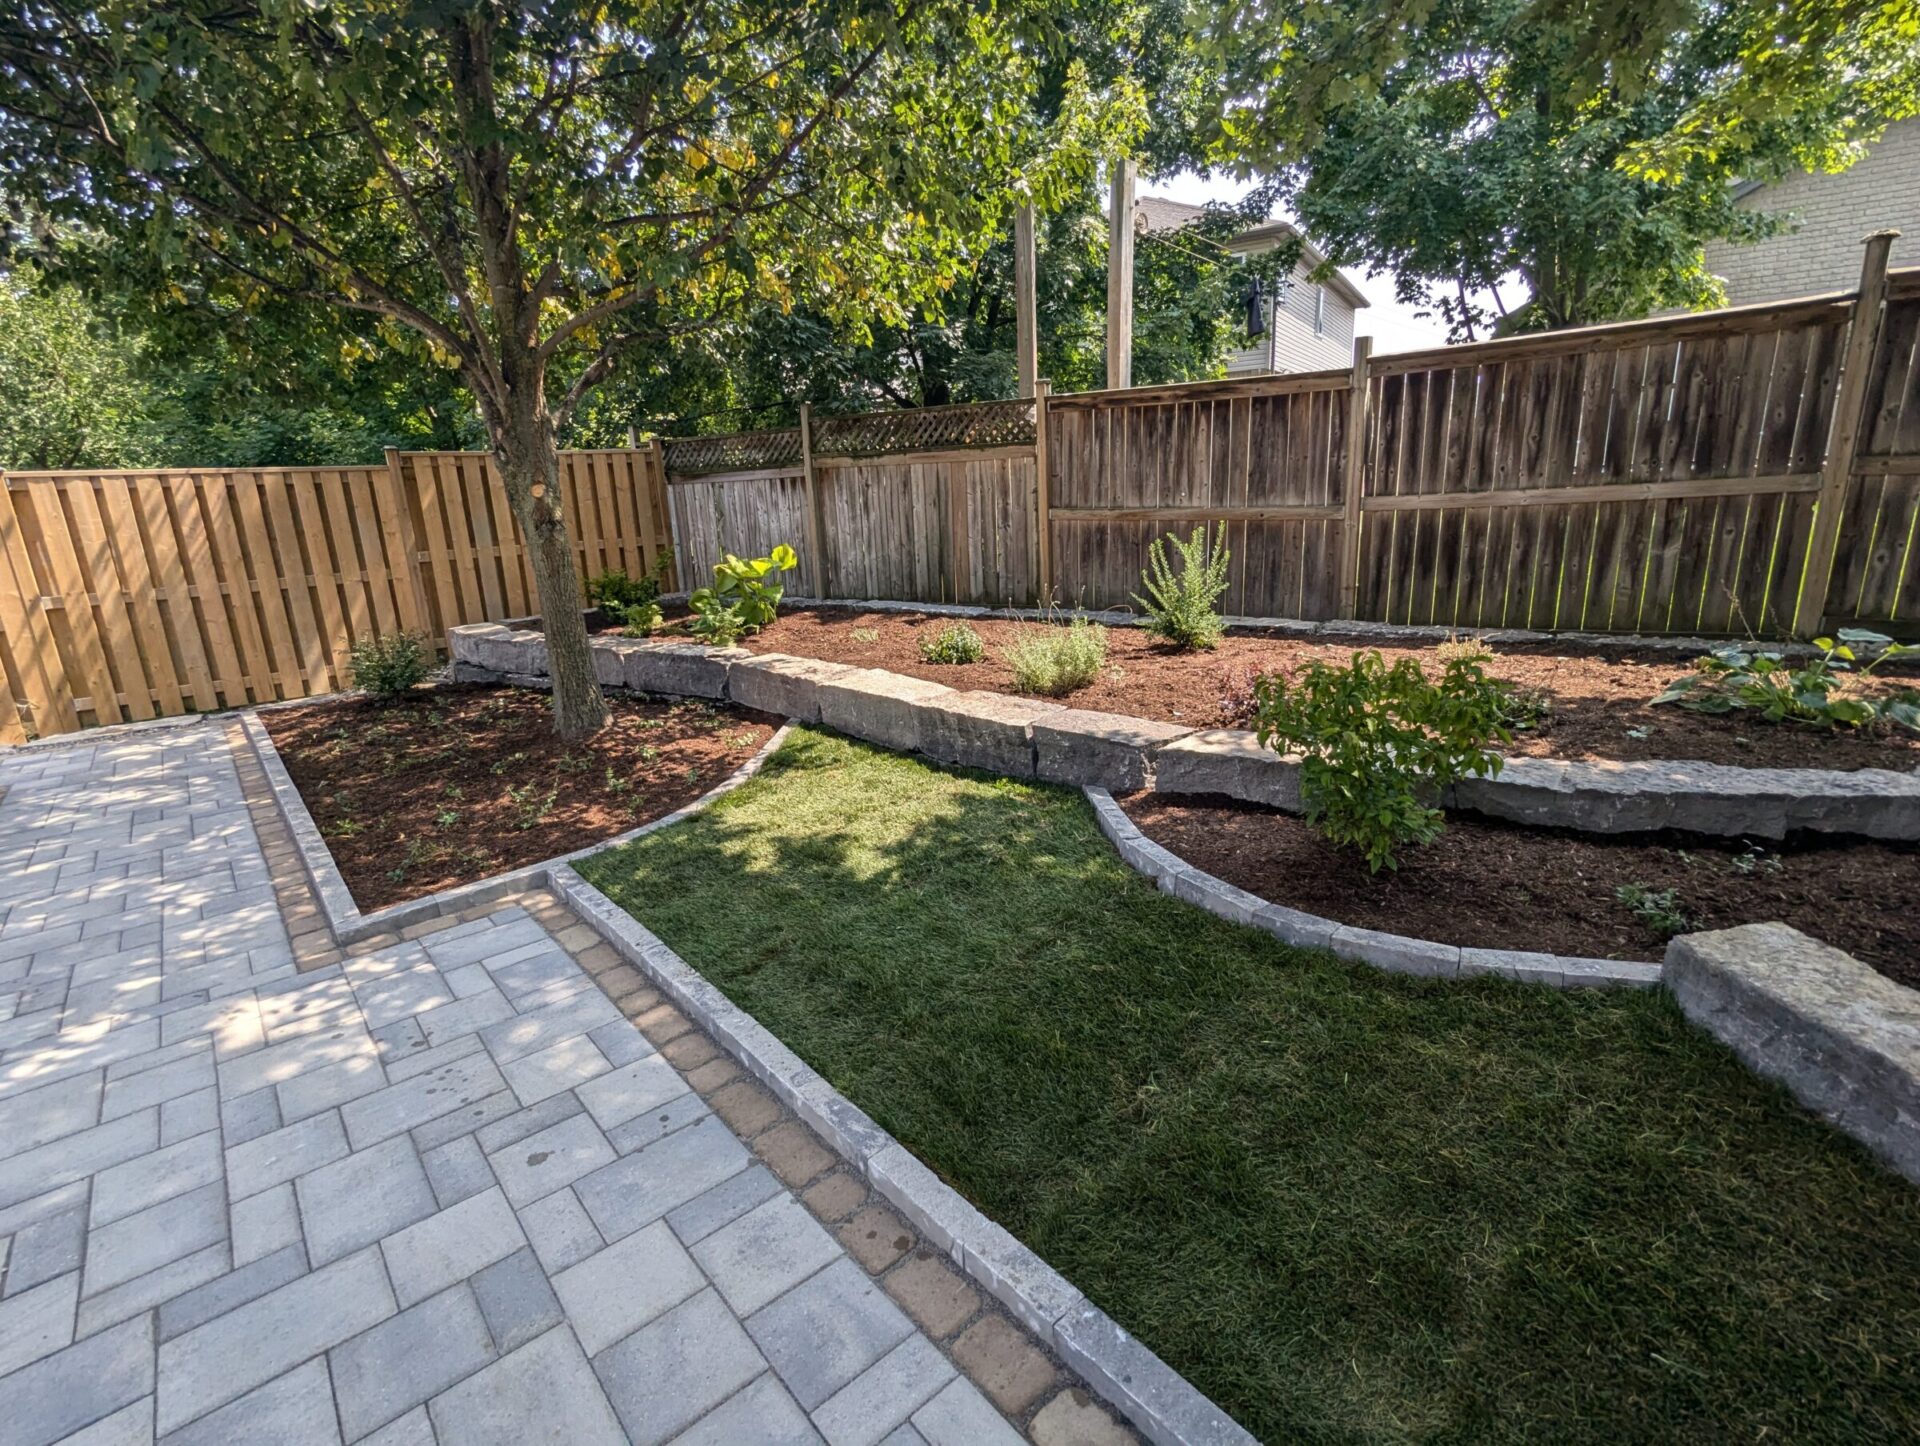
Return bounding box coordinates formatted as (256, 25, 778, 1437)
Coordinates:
(662, 428, 802, 476)
(811, 399, 1036, 457)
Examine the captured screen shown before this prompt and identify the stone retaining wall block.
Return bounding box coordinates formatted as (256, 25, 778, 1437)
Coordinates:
(726, 654, 864, 723)
(1151, 730, 1302, 811)
(814, 670, 955, 754)
(1033, 711, 1194, 792)
(1666, 923, 1920, 1184)
(620, 640, 750, 699)
(916, 692, 1065, 777)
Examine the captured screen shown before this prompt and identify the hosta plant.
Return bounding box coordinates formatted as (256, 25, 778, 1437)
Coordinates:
(1254, 650, 1513, 872)
(1652, 629, 1919, 731)
(690, 544, 796, 644)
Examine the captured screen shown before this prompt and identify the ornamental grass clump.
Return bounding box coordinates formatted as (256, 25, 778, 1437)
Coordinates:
(1133, 523, 1230, 650)
(1005, 616, 1107, 696)
(1254, 649, 1513, 872)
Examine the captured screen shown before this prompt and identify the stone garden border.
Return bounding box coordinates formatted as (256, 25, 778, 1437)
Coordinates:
(548, 863, 1259, 1446)
(448, 620, 1920, 843)
(239, 708, 794, 945)
(1083, 785, 1665, 988)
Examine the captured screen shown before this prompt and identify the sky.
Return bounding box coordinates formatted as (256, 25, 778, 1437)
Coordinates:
(1141, 170, 1458, 355)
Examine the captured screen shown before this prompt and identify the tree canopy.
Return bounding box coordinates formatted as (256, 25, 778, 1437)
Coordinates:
(0, 0, 1138, 734)
(1203, 0, 1920, 337)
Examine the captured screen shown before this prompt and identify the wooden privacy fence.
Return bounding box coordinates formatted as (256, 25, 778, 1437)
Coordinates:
(0, 448, 673, 743)
(665, 243, 1920, 642)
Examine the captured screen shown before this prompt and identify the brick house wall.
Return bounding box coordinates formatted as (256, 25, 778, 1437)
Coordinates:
(1704, 117, 1920, 304)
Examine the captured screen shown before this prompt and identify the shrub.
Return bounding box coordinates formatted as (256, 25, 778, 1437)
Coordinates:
(349, 632, 430, 700)
(588, 547, 676, 616)
(690, 544, 795, 644)
(920, 622, 986, 664)
(1005, 617, 1107, 696)
(1652, 629, 1920, 731)
(1133, 524, 1230, 650)
(1253, 650, 1511, 872)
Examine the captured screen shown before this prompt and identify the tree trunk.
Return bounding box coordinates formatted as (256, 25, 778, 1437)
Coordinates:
(494, 402, 609, 742)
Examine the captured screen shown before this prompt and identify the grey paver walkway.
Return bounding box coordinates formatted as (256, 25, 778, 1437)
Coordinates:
(0, 723, 1031, 1445)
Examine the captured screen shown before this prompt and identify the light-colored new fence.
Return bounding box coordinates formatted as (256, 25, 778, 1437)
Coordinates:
(663, 249, 1920, 643)
(0, 449, 673, 743)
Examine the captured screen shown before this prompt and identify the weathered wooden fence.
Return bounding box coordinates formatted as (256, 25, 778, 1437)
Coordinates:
(665, 400, 1041, 606)
(0, 448, 672, 742)
(664, 246, 1920, 642)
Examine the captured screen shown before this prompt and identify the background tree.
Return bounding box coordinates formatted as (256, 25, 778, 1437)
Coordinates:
(0, 268, 154, 468)
(0, 0, 1095, 737)
(1203, 0, 1920, 338)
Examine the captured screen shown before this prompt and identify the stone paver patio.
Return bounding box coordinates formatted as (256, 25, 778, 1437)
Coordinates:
(0, 723, 1112, 1445)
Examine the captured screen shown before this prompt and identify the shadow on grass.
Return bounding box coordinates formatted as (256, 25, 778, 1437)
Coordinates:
(577, 727, 1920, 1445)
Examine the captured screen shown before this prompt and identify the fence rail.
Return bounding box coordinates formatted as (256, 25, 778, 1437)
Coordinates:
(0, 449, 673, 742)
(662, 249, 1920, 644)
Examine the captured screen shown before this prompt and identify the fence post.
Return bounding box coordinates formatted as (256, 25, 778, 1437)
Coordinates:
(383, 447, 438, 645)
(1792, 229, 1900, 638)
(799, 403, 829, 601)
(1337, 335, 1374, 619)
(1034, 379, 1053, 606)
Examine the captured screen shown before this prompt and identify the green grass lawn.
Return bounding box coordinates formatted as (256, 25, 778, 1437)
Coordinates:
(577, 728, 1920, 1443)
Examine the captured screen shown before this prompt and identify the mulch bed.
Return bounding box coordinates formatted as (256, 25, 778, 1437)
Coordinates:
(1118, 792, 1920, 989)
(263, 684, 778, 911)
(617, 605, 1920, 772)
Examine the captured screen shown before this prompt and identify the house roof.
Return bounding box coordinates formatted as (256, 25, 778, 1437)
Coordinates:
(1129, 196, 1372, 310)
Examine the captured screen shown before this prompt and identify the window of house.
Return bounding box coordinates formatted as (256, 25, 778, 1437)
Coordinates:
(1313, 285, 1326, 336)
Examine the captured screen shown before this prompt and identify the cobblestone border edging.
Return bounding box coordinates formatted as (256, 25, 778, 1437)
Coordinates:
(449, 621, 1920, 843)
(1083, 786, 1664, 989)
(239, 709, 794, 945)
(548, 864, 1258, 1446)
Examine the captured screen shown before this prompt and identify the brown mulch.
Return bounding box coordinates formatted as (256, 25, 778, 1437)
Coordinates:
(263, 684, 777, 911)
(618, 606, 1920, 772)
(1117, 792, 1920, 989)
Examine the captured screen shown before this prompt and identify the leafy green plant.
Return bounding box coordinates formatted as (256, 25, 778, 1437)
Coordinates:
(617, 600, 664, 637)
(1004, 616, 1108, 696)
(1253, 651, 1512, 872)
(1133, 524, 1230, 651)
(920, 621, 986, 664)
(588, 548, 676, 614)
(1616, 883, 1691, 937)
(690, 544, 796, 644)
(348, 632, 430, 700)
(1652, 629, 1920, 731)
(507, 784, 558, 831)
(850, 626, 881, 644)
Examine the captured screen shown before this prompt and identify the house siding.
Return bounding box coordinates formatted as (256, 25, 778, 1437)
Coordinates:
(1704, 118, 1920, 305)
(1225, 261, 1356, 375)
